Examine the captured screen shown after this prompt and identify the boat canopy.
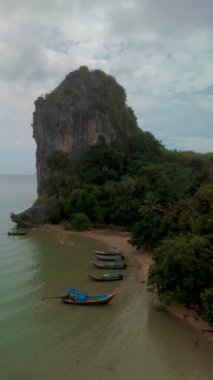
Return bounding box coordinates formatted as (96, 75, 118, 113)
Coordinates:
(67, 289, 88, 301)
(67, 288, 77, 294)
(76, 293, 87, 301)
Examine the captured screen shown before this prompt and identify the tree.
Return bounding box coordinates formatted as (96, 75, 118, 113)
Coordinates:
(195, 184, 213, 212)
(70, 213, 91, 231)
(201, 288, 213, 325)
(130, 192, 166, 248)
(148, 235, 213, 307)
(64, 188, 97, 221)
(120, 175, 136, 211)
(47, 150, 73, 173)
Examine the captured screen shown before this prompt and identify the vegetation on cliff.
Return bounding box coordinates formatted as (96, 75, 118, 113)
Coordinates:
(33, 66, 141, 196)
(54, 66, 139, 137)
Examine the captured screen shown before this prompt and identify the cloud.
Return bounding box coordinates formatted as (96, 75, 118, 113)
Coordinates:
(108, 0, 213, 35)
(0, 0, 213, 173)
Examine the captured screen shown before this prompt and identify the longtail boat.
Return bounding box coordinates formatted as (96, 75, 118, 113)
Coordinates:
(62, 288, 119, 305)
(91, 260, 127, 269)
(94, 245, 123, 255)
(88, 272, 123, 281)
(94, 250, 123, 256)
(95, 253, 125, 261)
(8, 230, 28, 236)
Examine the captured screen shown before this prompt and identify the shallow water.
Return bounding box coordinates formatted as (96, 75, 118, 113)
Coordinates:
(0, 175, 213, 380)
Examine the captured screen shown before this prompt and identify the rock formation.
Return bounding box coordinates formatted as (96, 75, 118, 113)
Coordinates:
(33, 66, 138, 196)
(10, 204, 53, 227)
(11, 66, 139, 226)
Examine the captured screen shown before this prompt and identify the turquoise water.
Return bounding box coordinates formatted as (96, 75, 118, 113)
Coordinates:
(0, 175, 213, 380)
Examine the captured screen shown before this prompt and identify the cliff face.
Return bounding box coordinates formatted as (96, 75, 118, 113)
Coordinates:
(11, 66, 139, 226)
(33, 66, 138, 196)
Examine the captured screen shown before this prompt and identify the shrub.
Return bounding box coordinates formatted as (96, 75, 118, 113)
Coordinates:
(50, 209, 62, 224)
(70, 213, 91, 231)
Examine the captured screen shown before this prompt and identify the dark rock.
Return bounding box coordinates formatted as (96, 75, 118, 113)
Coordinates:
(11, 204, 54, 227)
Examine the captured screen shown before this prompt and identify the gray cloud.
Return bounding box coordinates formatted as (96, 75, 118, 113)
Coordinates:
(0, 0, 213, 173)
(108, 0, 213, 35)
(196, 85, 213, 95)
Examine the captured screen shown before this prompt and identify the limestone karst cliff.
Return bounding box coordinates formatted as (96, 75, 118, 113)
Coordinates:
(33, 66, 139, 196)
(11, 66, 142, 226)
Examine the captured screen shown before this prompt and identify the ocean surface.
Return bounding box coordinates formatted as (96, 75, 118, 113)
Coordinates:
(0, 175, 213, 380)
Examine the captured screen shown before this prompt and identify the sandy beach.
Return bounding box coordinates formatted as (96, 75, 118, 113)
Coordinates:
(41, 224, 213, 344)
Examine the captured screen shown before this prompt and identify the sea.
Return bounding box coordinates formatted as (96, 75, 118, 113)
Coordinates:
(0, 175, 213, 380)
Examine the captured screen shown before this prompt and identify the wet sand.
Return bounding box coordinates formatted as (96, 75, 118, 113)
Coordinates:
(41, 224, 213, 344)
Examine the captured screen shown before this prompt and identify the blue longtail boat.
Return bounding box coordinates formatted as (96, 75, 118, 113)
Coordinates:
(62, 288, 119, 305)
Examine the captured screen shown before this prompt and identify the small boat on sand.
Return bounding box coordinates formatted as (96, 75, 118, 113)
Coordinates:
(94, 245, 123, 255)
(88, 271, 123, 281)
(94, 249, 123, 256)
(91, 260, 127, 269)
(8, 230, 28, 236)
(62, 288, 119, 305)
(96, 253, 125, 261)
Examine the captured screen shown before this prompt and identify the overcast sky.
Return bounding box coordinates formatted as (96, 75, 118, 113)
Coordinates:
(0, 0, 212, 174)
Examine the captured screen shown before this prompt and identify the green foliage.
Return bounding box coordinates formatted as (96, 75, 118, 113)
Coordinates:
(51, 66, 138, 139)
(80, 139, 124, 184)
(130, 191, 167, 248)
(126, 131, 164, 160)
(47, 150, 73, 173)
(195, 184, 213, 211)
(64, 188, 97, 221)
(50, 209, 62, 225)
(70, 213, 91, 231)
(201, 288, 213, 325)
(148, 235, 213, 306)
(130, 212, 165, 248)
(44, 151, 79, 198)
(44, 140, 213, 240)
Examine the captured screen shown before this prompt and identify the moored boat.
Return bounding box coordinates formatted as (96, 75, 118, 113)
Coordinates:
(96, 253, 125, 261)
(8, 230, 28, 236)
(94, 249, 123, 256)
(62, 288, 119, 305)
(94, 245, 123, 255)
(88, 272, 123, 281)
(91, 260, 127, 269)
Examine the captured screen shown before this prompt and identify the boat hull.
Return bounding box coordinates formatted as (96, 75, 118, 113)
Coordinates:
(91, 260, 127, 269)
(8, 231, 28, 236)
(62, 291, 117, 305)
(95, 254, 125, 261)
(94, 250, 123, 256)
(88, 273, 123, 281)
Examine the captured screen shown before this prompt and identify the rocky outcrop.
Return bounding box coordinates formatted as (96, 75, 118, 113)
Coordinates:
(32, 66, 138, 195)
(11, 204, 54, 227)
(11, 66, 139, 226)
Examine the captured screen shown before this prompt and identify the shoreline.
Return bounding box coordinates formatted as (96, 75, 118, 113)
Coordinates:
(40, 224, 213, 344)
